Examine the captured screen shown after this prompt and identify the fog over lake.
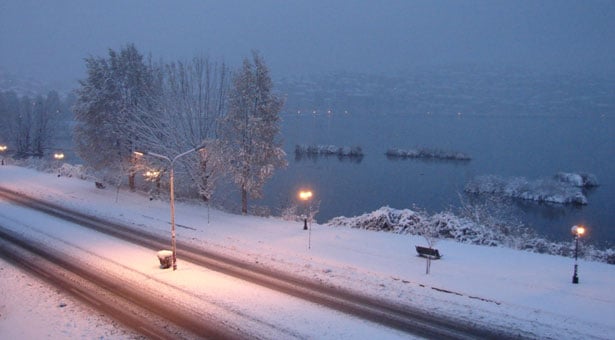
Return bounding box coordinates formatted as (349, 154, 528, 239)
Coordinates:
(2, 1, 614, 89)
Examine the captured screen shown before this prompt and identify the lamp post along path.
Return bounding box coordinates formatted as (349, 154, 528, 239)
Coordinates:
(571, 225, 585, 284)
(135, 145, 205, 271)
(298, 189, 314, 249)
(299, 190, 313, 230)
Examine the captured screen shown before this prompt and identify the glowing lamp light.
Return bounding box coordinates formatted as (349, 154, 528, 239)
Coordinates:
(144, 169, 161, 180)
(571, 225, 585, 237)
(53, 152, 65, 160)
(299, 190, 313, 201)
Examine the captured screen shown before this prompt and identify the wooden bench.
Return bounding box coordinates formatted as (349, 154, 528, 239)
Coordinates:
(415, 246, 442, 259)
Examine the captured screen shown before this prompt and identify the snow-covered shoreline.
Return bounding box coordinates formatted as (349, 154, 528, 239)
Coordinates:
(464, 173, 599, 206)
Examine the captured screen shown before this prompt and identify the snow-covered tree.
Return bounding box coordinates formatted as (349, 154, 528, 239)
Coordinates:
(219, 51, 286, 214)
(73, 44, 157, 190)
(129, 57, 230, 202)
(157, 57, 229, 201)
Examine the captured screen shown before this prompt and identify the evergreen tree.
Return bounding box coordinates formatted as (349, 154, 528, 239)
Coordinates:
(220, 51, 286, 214)
(73, 44, 157, 189)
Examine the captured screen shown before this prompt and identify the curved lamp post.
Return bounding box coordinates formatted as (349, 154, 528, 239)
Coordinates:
(135, 145, 205, 271)
(571, 225, 585, 284)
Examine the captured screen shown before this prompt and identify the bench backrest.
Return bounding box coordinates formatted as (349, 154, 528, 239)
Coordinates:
(415, 246, 441, 258)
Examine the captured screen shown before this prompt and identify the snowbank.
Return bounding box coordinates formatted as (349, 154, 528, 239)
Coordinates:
(385, 147, 471, 161)
(11, 158, 93, 181)
(327, 206, 615, 264)
(464, 174, 593, 205)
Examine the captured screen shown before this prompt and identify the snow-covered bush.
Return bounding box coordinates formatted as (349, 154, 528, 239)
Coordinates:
(327, 206, 424, 233)
(327, 205, 614, 264)
(12, 158, 92, 181)
(55, 163, 91, 180)
(385, 147, 471, 161)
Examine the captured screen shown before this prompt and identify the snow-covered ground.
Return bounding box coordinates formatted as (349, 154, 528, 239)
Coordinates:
(0, 257, 142, 339)
(0, 165, 614, 339)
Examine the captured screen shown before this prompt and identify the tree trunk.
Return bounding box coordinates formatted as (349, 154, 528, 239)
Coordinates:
(129, 171, 136, 191)
(241, 187, 248, 215)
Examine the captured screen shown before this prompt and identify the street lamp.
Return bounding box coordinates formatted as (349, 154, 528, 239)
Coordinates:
(0, 144, 7, 165)
(53, 151, 65, 160)
(571, 225, 586, 284)
(298, 190, 313, 230)
(135, 145, 206, 271)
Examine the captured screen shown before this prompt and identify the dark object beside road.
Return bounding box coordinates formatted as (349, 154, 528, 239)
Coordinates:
(415, 246, 442, 259)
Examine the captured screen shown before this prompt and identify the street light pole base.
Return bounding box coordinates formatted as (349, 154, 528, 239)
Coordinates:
(572, 263, 579, 284)
(303, 218, 308, 230)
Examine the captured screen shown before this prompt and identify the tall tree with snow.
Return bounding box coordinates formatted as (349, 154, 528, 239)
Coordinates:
(219, 51, 286, 214)
(128, 57, 230, 202)
(157, 57, 229, 201)
(73, 44, 157, 189)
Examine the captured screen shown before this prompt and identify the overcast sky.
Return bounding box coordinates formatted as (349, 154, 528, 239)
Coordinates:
(1, 0, 614, 88)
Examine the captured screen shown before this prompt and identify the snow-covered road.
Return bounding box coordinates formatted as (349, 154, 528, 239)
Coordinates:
(0, 196, 414, 339)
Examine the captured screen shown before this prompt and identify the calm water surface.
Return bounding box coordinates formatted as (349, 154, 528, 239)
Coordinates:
(262, 113, 614, 248)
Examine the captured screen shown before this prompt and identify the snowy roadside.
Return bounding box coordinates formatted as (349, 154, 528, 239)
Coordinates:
(0, 257, 141, 339)
(1, 165, 614, 339)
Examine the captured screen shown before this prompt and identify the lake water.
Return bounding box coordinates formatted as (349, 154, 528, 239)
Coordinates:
(261, 112, 614, 248)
